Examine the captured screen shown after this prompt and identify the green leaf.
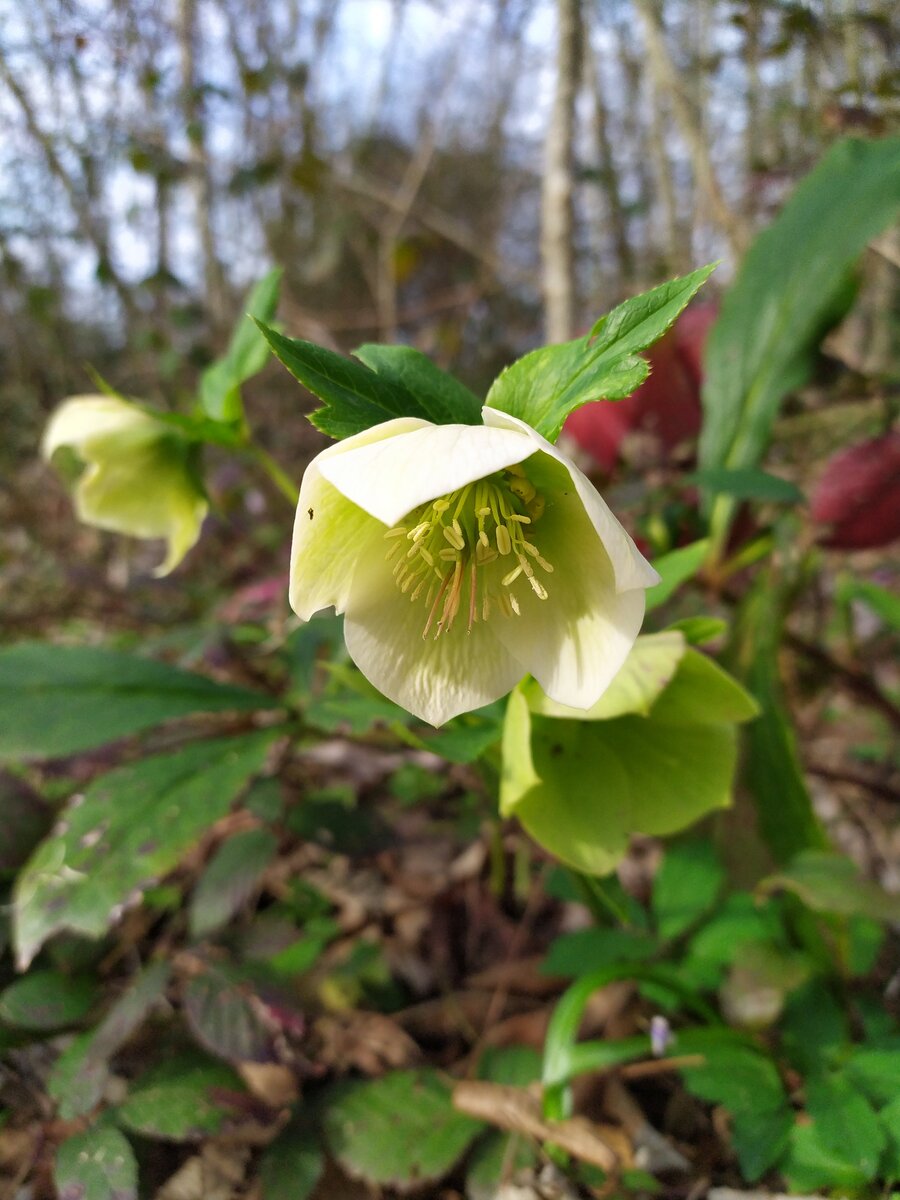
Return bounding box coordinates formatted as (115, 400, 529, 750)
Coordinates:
(652, 840, 726, 940)
(354, 343, 482, 425)
(644, 540, 709, 612)
(502, 647, 753, 876)
(781, 1121, 872, 1192)
(485, 265, 716, 442)
(700, 138, 900, 538)
(665, 616, 728, 645)
(686, 467, 804, 504)
(477, 1045, 542, 1087)
(182, 963, 279, 1065)
(542, 928, 657, 978)
(200, 268, 282, 422)
(49, 962, 171, 1120)
(55, 1126, 138, 1200)
(779, 979, 848, 1077)
(684, 893, 781, 979)
(758, 850, 900, 921)
(845, 1048, 900, 1107)
(188, 828, 277, 939)
(116, 1053, 246, 1141)
(880, 1095, 900, 1179)
(0, 970, 95, 1030)
(420, 703, 505, 764)
(258, 1119, 324, 1200)
(804, 1072, 886, 1180)
(257, 321, 432, 438)
(466, 1131, 536, 1200)
(729, 573, 827, 862)
(14, 730, 275, 968)
(678, 1036, 792, 1180)
(837, 576, 900, 632)
(0, 642, 274, 761)
(322, 1069, 483, 1188)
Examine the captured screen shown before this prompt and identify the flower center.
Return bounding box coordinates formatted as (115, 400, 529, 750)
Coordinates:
(384, 466, 553, 639)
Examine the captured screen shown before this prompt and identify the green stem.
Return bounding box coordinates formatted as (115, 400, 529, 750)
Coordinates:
(572, 872, 634, 928)
(249, 445, 300, 506)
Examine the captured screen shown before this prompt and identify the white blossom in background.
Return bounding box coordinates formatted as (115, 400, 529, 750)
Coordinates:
(290, 407, 659, 726)
(42, 395, 207, 576)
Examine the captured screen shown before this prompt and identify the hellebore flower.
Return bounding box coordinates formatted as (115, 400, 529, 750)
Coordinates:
(42, 395, 207, 575)
(290, 407, 659, 726)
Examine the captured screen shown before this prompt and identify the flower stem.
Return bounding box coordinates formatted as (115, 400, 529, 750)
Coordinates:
(249, 445, 299, 506)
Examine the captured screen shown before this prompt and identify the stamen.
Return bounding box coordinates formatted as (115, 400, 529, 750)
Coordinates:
(388, 465, 552, 636)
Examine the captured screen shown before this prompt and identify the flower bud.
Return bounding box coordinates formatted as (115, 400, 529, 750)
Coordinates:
(42, 395, 207, 575)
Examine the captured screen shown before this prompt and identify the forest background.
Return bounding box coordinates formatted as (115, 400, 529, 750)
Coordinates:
(1, 1, 899, 1198)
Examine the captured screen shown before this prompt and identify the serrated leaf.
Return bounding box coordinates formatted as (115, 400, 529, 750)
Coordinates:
(323, 1069, 482, 1190)
(189, 828, 277, 939)
(54, 1126, 138, 1200)
(0, 970, 96, 1030)
(14, 731, 275, 968)
(700, 137, 900, 541)
(759, 850, 900, 921)
(485, 265, 715, 442)
(256, 321, 432, 438)
(115, 1053, 246, 1141)
(354, 343, 482, 425)
(200, 268, 282, 422)
(0, 643, 274, 761)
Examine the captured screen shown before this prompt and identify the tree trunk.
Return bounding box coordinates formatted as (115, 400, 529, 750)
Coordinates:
(177, 0, 228, 333)
(541, 0, 582, 343)
(633, 0, 746, 256)
(585, 31, 633, 293)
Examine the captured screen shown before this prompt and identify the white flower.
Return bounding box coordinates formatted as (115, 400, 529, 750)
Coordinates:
(290, 407, 659, 726)
(42, 395, 207, 576)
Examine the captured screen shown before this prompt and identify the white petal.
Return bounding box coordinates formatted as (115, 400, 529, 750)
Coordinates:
(42, 395, 157, 460)
(289, 420, 429, 619)
(483, 406, 659, 592)
(492, 475, 646, 710)
(319, 421, 535, 527)
(343, 571, 527, 726)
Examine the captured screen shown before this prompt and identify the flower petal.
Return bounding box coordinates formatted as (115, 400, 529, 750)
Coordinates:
(483, 406, 659, 592)
(76, 439, 207, 576)
(343, 570, 527, 726)
(42, 395, 159, 460)
(492, 459, 646, 709)
(319, 421, 535, 527)
(290, 418, 432, 619)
